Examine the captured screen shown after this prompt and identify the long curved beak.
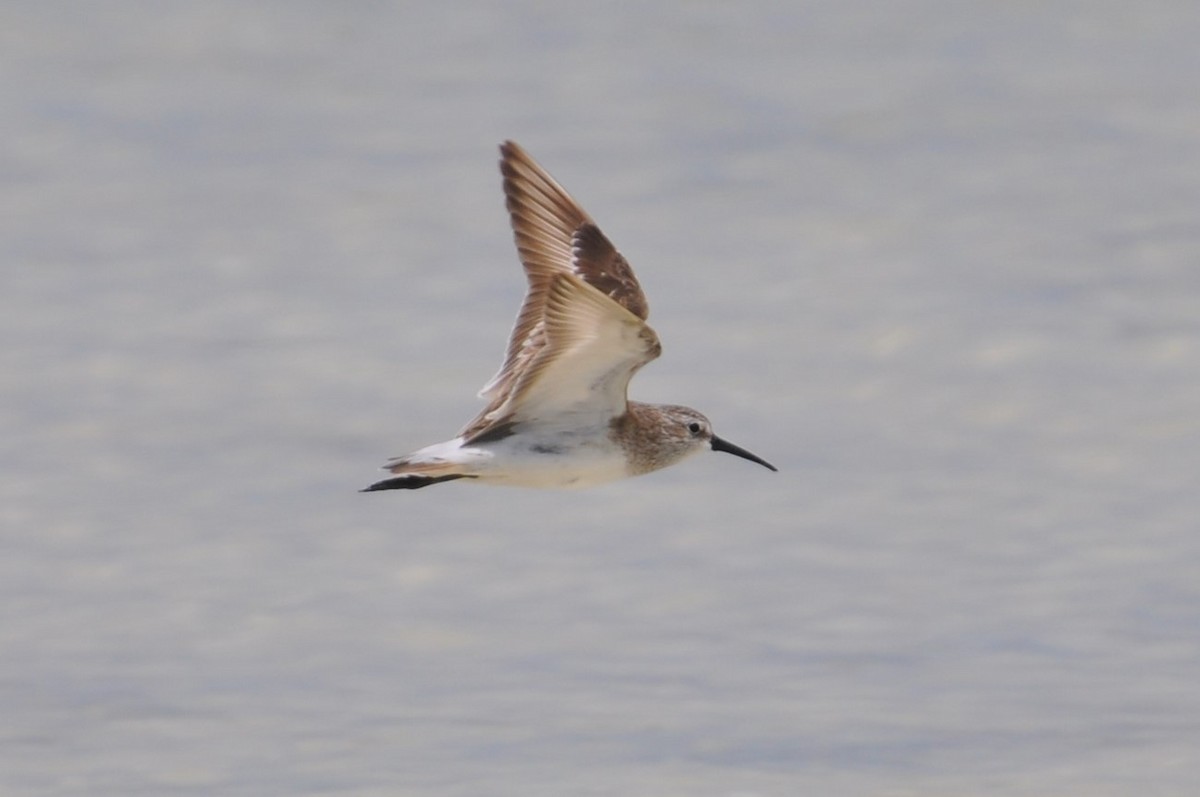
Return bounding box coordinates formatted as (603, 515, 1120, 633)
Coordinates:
(710, 434, 777, 472)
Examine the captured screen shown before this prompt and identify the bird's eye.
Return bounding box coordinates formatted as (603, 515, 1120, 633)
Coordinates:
(687, 422, 702, 434)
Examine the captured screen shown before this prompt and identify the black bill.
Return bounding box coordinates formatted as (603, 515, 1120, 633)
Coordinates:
(710, 435, 777, 472)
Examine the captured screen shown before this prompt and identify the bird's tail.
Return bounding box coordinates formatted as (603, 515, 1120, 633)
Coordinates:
(360, 457, 476, 492)
(361, 473, 472, 491)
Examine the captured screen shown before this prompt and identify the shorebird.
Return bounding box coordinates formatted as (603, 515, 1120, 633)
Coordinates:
(363, 141, 776, 491)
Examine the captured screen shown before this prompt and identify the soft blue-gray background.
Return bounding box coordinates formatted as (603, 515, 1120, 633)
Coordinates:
(3, 2, 1199, 795)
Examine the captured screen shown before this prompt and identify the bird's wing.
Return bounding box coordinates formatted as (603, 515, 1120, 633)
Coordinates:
(461, 272, 660, 442)
(460, 141, 652, 441)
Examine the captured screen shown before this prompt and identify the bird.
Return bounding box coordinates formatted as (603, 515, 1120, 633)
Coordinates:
(362, 141, 776, 491)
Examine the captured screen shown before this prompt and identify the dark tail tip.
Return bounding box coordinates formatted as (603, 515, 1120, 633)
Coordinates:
(360, 474, 473, 492)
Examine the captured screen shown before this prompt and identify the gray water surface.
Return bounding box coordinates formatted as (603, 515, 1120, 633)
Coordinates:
(3, 3, 1199, 795)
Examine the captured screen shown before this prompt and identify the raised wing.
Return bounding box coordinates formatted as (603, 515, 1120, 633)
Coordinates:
(460, 272, 660, 442)
(461, 141, 652, 441)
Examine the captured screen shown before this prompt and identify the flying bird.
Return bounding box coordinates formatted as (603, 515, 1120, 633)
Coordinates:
(363, 141, 775, 491)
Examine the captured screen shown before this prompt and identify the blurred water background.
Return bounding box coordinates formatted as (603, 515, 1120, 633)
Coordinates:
(3, 2, 1199, 795)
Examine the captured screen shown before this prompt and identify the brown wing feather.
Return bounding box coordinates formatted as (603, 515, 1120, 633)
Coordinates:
(461, 273, 659, 443)
(571, 223, 649, 319)
(462, 141, 650, 442)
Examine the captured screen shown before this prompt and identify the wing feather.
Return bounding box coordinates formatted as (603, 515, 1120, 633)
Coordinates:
(460, 273, 660, 441)
(462, 141, 653, 441)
